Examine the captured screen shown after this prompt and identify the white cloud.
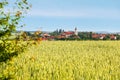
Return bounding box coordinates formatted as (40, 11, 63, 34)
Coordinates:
(26, 8, 120, 19)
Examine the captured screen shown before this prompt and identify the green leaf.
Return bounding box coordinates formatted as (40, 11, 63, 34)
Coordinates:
(0, 3, 3, 8)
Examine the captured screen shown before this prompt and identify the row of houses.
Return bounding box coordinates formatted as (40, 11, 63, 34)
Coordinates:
(41, 28, 79, 40)
(42, 33, 117, 40)
(92, 34, 117, 40)
(41, 28, 117, 40)
(14, 28, 118, 40)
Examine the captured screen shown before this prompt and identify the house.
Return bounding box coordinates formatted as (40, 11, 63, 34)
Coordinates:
(61, 31, 75, 38)
(41, 33, 55, 40)
(41, 33, 50, 40)
(49, 36, 55, 40)
(57, 35, 66, 39)
(92, 34, 106, 40)
(99, 34, 106, 39)
(92, 34, 99, 39)
(110, 35, 117, 40)
(58, 27, 79, 39)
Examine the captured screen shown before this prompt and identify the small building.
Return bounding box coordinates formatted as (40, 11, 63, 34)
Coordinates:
(92, 34, 99, 39)
(61, 31, 75, 38)
(59, 27, 78, 38)
(41, 33, 50, 40)
(110, 35, 117, 40)
(99, 34, 106, 40)
(92, 34, 107, 40)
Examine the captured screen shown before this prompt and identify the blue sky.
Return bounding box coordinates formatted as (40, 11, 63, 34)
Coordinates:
(18, 0, 120, 32)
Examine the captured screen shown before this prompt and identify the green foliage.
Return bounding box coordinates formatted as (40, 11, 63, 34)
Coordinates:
(0, 0, 31, 40)
(0, 40, 29, 62)
(0, 40, 32, 79)
(50, 29, 64, 36)
(0, 0, 31, 64)
(78, 32, 92, 40)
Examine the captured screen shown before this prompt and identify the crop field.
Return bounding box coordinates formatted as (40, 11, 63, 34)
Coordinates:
(0, 41, 120, 80)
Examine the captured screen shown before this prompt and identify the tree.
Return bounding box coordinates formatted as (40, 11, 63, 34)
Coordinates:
(0, 1, 31, 79)
(33, 30, 42, 40)
(0, 0, 31, 62)
(0, 0, 31, 41)
(89, 32, 92, 40)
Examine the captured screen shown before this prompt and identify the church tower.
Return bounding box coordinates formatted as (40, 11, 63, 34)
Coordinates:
(74, 27, 78, 35)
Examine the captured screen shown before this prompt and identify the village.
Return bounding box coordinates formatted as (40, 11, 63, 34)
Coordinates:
(11, 27, 120, 41)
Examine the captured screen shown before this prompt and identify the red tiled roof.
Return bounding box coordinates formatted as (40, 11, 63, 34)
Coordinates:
(99, 34, 106, 38)
(92, 34, 99, 38)
(62, 32, 74, 35)
(92, 34, 106, 38)
(110, 35, 116, 39)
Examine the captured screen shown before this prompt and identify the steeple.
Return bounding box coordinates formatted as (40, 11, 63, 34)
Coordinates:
(75, 27, 77, 31)
(74, 27, 78, 35)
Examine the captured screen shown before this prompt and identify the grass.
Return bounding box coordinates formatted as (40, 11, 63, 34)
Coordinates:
(0, 41, 120, 80)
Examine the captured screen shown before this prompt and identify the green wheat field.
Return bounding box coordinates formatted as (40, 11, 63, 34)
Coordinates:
(0, 41, 120, 80)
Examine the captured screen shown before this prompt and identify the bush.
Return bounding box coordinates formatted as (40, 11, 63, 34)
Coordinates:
(0, 40, 29, 62)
